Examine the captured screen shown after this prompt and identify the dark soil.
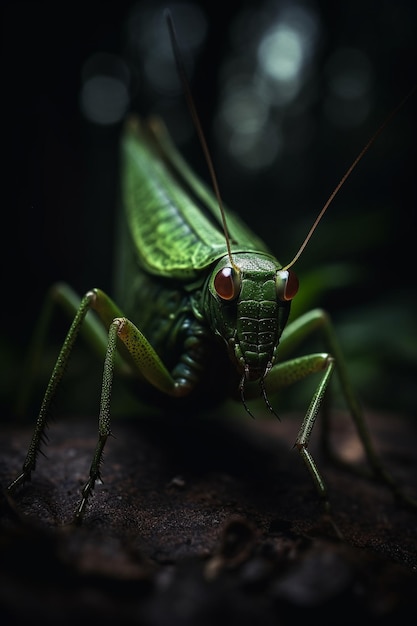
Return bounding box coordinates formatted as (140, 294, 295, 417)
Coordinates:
(1, 408, 417, 625)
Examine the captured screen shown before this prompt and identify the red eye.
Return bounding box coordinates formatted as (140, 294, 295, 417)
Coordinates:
(214, 267, 241, 301)
(276, 269, 299, 301)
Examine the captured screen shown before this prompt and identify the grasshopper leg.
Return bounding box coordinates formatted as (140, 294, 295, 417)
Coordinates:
(9, 286, 194, 523)
(71, 295, 195, 521)
(8, 288, 98, 495)
(263, 308, 417, 511)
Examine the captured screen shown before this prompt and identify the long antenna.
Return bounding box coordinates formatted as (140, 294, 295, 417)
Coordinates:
(165, 9, 239, 271)
(281, 83, 416, 271)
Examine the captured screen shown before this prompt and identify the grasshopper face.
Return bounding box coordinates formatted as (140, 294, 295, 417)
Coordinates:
(206, 252, 298, 383)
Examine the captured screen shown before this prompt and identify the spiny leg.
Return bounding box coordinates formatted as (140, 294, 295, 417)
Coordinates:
(293, 356, 335, 512)
(72, 306, 193, 522)
(253, 351, 343, 536)
(8, 289, 98, 493)
(73, 316, 119, 522)
(249, 352, 335, 513)
(9, 285, 194, 523)
(273, 308, 417, 510)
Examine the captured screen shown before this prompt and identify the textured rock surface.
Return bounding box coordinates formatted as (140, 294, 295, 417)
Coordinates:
(1, 409, 417, 624)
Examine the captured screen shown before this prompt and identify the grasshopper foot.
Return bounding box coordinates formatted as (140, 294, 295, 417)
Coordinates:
(7, 471, 32, 494)
(72, 476, 100, 524)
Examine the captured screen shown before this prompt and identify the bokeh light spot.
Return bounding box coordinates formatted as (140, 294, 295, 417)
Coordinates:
(80, 53, 130, 125)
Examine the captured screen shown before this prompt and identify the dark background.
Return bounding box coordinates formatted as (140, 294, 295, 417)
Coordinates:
(1, 0, 416, 416)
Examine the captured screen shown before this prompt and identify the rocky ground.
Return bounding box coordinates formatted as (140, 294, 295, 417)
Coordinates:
(1, 408, 417, 625)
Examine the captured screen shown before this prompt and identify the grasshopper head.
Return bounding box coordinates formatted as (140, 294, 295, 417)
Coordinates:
(206, 252, 298, 389)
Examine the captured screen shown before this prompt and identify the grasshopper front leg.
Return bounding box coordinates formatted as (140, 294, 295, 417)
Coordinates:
(247, 350, 336, 511)
(246, 308, 417, 512)
(75, 291, 202, 521)
(9, 285, 195, 522)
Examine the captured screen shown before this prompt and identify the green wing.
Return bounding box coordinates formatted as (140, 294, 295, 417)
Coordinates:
(121, 116, 270, 281)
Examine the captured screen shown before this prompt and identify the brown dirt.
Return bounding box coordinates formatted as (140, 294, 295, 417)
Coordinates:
(1, 408, 417, 625)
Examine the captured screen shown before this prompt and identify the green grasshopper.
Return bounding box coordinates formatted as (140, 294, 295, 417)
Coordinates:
(8, 16, 416, 524)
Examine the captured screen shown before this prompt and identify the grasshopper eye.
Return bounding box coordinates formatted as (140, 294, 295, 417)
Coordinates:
(276, 269, 299, 301)
(214, 266, 241, 301)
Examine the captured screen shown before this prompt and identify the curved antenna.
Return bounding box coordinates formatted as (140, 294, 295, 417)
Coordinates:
(165, 10, 239, 271)
(282, 84, 416, 272)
